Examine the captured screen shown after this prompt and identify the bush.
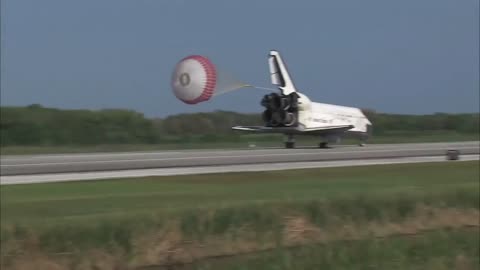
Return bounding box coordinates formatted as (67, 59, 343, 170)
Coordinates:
(1, 105, 478, 146)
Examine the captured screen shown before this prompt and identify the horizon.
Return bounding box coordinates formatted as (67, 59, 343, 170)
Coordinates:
(2, 103, 479, 119)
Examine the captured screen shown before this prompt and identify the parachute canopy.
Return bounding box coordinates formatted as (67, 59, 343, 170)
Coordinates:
(171, 55, 217, 104)
(171, 54, 276, 105)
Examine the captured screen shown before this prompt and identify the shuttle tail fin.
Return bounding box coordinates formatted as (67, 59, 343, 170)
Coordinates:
(268, 50, 297, 95)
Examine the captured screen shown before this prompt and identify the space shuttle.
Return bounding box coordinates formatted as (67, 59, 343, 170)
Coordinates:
(232, 50, 372, 148)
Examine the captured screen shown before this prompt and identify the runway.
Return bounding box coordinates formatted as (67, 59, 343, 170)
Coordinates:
(1, 142, 478, 179)
(1, 154, 478, 185)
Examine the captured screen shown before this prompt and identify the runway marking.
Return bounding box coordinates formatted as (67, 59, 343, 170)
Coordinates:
(1, 151, 184, 161)
(1, 155, 478, 185)
(1, 147, 475, 167)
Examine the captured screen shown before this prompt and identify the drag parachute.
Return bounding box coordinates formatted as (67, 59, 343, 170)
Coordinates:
(171, 55, 217, 104)
(171, 54, 277, 105)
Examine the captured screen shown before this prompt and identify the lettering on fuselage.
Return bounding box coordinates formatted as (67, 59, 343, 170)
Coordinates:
(311, 118, 331, 123)
(309, 117, 353, 124)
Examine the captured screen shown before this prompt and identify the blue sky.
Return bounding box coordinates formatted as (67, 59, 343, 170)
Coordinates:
(1, 0, 478, 117)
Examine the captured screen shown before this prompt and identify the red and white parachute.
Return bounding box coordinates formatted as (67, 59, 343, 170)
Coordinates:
(171, 54, 275, 104)
(171, 55, 217, 104)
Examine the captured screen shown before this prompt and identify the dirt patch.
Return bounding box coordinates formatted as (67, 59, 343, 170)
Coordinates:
(283, 216, 323, 244)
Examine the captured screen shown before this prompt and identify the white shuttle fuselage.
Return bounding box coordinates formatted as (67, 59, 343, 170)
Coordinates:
(233, 50, 372, 148)
(296, 93, 371, 133)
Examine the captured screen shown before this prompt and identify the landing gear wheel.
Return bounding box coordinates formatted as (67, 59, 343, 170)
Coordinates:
(319, 142, 328, 149)
(285, 142, 295, 149)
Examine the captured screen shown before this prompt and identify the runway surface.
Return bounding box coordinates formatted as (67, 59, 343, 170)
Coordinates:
(1, 154, 478, 185)
(1, 142, 478, 177)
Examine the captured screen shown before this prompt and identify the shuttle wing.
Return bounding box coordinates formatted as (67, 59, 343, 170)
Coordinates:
(232, 125, 354, 135)
(302, 125, 354, 133)
(232, 126, 293, 133)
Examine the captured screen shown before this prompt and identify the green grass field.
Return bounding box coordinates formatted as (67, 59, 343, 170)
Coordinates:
(2, 161, 479, 224)
(1, 161, 479, 270)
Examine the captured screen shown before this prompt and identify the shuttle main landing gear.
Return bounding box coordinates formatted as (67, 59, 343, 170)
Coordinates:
(285, 134, 295, 149)
(359, 135, 368, 147)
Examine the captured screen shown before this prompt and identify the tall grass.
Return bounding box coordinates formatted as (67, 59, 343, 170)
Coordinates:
(2, 189, 478, 269)
(185, 229, 479, 270)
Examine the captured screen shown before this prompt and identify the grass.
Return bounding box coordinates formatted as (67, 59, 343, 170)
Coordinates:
(1, 161, 478, 224)
(178, 228, 480, 270)
(1, 161, 479, 269)
(1, 132, 478, 155)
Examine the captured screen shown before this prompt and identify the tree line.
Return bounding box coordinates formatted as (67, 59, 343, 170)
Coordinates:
(0, 104, 478, 146)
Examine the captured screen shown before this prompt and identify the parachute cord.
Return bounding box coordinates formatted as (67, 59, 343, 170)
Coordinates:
(241, 84, 278, 92)
(212, 84, 279, 97)
(253, 86, 278, 92)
